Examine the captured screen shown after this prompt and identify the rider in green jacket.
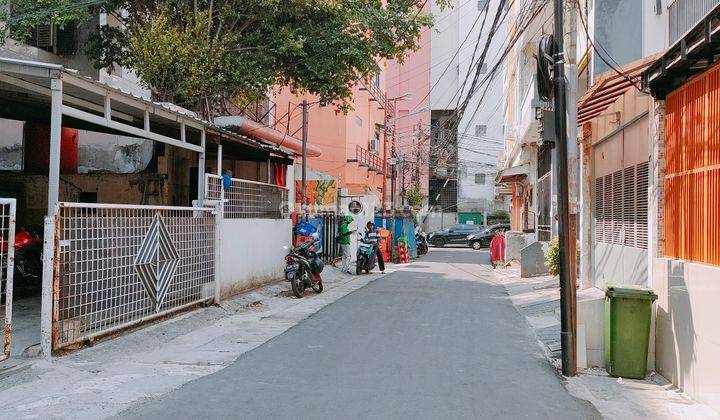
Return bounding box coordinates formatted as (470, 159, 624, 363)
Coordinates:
(339, 215, 354, 273)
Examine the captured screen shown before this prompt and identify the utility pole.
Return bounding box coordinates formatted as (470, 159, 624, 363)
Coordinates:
(390, 97, 398, 244)
(301, 100, 308, 218)
(382, 93, 389, 208)
(565, 0, 579, 294)
(553, 0, 577, 377)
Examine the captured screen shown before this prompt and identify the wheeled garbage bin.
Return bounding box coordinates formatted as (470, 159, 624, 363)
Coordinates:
(604, 286, 657, 379)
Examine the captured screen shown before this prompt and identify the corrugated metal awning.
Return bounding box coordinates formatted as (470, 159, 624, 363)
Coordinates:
(577, 54, 660, 126)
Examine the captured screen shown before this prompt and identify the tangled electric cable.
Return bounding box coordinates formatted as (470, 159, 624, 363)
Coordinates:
(537, 34, 555, 102)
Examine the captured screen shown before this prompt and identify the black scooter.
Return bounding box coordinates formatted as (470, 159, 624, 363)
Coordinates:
(284, 233, 324, 298)
(415, 227, 428, 256)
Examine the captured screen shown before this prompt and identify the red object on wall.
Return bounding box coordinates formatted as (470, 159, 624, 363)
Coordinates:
(23, 123, 79, 174)
(274, 162, 287, 187)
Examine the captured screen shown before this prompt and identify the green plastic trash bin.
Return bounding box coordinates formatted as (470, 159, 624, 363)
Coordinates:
(605, 286, 657, 379)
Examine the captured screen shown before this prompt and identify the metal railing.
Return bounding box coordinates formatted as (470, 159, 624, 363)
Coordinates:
(0, 199, 16, 360)
(205, 174, 289, 219)
(669, 0, 720, 43)
(358, 78, 395, 116)
(54, 202, 216, 349)
(354, 145, 384, 173)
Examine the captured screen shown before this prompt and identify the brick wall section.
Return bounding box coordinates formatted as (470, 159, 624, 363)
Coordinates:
(650, 99, 665, 258)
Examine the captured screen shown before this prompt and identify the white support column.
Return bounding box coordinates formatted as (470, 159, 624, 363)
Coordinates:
(47, 78, 63, 213)
(287, 161, 296, 212)
(104, 95, 111, 121)
(197, 130, 206, 204)
(579, 125, 594, 289)
(216, 143, 223, 177)
(41, 76, 63, 358)
(214, 143, 223, 305)
(217, 143, 224, 213)
(144, 109, 150, 132)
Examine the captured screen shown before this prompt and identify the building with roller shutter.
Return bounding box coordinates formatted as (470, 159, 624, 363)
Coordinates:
(641, 0, 720, 410)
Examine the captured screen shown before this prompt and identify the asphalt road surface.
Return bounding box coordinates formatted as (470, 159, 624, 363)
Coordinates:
(120, 248, 599, 420)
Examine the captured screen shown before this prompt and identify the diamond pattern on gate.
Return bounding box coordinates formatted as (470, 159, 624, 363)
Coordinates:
(133, 213, 180, 312)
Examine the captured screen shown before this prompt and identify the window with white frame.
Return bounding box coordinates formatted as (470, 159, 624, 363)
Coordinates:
(475, 124, 487, 137)
(475, 173, 486, 184)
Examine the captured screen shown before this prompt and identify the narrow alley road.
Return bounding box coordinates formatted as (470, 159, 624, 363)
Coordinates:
(119, 248, 599, 420)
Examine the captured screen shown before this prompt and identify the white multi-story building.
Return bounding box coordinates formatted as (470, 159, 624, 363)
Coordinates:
(428, 0, 508, 227)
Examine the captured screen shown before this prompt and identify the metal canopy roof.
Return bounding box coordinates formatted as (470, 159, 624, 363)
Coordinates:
(497, 163, 529, 184)
(643, 3, 720, 99)
(577, 55, 659, 126)
(0, 56, 290, 157)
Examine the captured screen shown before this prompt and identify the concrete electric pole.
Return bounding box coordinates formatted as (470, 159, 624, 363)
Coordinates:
(553, 0, 577, 377)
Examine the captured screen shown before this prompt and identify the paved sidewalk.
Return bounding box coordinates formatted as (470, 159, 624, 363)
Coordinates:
(0, 266, 391, 419)
(493, 265, 720, 420)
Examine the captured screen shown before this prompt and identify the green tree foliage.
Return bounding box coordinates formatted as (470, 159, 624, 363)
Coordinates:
(405, 185, 425, 208)
(545, 236, 560, 277)
(488, 209, 510, 219)
(545, 236, 580, 278)
(2, 0, 445, 117)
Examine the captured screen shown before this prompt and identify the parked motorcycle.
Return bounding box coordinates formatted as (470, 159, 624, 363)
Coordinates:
(284, 233, 324, 298)
(356, 232, 377, 275)
(1, 226, 43, 288)
(415, 227, 428, 256)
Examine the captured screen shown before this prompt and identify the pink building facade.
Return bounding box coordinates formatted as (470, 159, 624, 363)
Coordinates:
(273, 83, 387, 199)
(274, 7, 432, 207)
(386, 19, 432, 200)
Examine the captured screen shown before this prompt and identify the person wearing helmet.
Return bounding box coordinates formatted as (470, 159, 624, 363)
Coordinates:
(338, 215, 355, 274)
(364, 221, 385, 273)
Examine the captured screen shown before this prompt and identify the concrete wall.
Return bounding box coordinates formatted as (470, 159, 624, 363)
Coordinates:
(591, 0, 642, 78)
(0, 118, 154, 173)
(589, 0, 670, 81)
(653, 259, 720, 411)
(274, 82, 386, 201)
(386, 0, 431, 197)
(593, 243, 649, 290)
(218, 218, 292, 298)
(429, 0, 459, 110)
(505, 231, 534, 262)
(424, 211, 457, 233)
(589, 86, 653, 291)
(0, 173, 158, 226)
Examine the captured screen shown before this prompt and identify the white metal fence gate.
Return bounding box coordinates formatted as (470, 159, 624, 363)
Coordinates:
(205, 174, 289, 219)
(53, 203, 216, 349)
(0, 199, 16, 360)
